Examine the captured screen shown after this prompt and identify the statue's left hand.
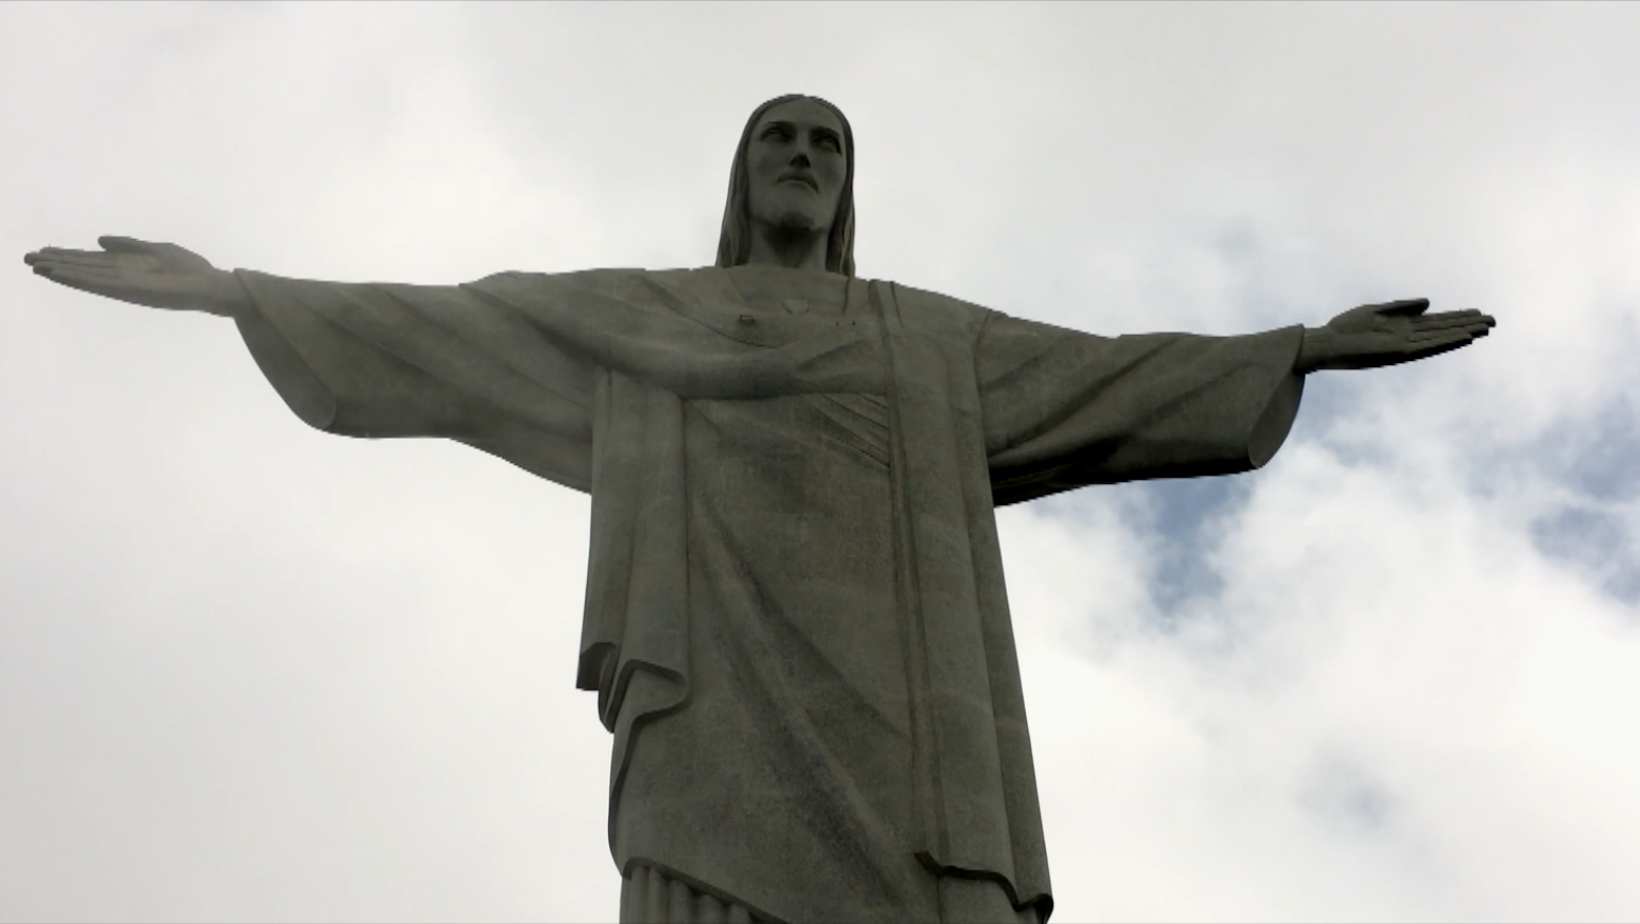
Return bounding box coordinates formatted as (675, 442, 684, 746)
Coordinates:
(1297, 298, 1496, 372)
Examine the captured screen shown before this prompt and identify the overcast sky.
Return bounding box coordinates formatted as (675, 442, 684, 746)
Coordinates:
(4, 2, 1638, 922)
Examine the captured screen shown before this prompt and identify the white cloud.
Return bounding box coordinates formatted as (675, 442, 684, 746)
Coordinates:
(3, 3, 1637, 922)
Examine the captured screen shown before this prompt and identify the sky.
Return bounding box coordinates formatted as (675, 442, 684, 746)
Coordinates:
(3, 2, 1638, 921)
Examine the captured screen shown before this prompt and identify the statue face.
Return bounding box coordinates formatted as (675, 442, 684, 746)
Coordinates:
(744, 98, 847, 240)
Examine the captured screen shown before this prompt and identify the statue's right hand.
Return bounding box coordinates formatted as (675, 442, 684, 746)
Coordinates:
(23, 236, 242, 317)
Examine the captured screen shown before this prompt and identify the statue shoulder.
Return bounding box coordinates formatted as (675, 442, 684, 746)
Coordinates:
(468, 266, 659, 299)
(883, 280, 994, 335)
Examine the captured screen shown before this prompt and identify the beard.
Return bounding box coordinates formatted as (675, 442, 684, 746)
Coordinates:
(750, 183, 834, 239)
(766, 205, 824, 235)
(742, 188, 837, 268)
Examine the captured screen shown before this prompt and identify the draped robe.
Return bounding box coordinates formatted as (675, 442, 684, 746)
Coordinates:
(230, 264, 1305, 923)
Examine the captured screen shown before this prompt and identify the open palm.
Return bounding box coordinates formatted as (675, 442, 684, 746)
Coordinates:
(23, 236, 236, 316)
(1307, 298, 1495, 371)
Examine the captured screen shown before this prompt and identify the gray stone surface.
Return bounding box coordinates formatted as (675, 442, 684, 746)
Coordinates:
(23, 93, 1494, 923)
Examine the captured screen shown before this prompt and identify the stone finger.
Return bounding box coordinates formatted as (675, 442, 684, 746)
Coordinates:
(1408, 329, 1475, 348)
(1376, 298, 1430, 316)
(98, 235, 159, 254)
(35, 248, 128, 269)
(33, 265, 122, 297)
(1413, 309, 1483, 326)
(32, 258, 124, 278)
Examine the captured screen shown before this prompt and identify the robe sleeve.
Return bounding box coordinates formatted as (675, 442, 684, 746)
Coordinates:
(977, 311, 1306, 506)
(231, 269, 597, 492)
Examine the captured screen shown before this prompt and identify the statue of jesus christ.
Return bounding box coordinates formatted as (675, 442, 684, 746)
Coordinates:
(25, 94, 1494, 924)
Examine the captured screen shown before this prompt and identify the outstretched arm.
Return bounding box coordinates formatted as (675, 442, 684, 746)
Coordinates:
(1296, 298, 1496, 373)
(24, 236, 246, 317)
(977, 313, 1308, 504)
(23, 236, 597, 492)
(975, 296, 1495, 504)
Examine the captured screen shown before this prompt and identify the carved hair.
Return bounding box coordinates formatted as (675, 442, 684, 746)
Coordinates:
(715, 94, 856, 277)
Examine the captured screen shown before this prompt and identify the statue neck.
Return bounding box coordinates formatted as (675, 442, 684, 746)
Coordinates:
(744, 220, 830, 273)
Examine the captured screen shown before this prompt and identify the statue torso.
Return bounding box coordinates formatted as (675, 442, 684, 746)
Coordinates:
(721, 263, 853, 317)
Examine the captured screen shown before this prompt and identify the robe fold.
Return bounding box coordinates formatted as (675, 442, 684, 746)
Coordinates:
(231, 265, 1305, 923)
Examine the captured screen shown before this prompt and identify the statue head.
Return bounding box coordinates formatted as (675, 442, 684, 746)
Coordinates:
(716, 94, 856, 276)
